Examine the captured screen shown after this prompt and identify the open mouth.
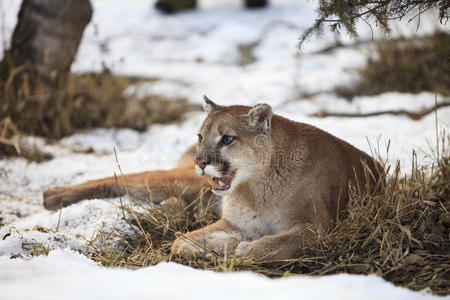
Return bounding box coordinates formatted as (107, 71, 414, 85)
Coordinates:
(211, 173, 234, 191)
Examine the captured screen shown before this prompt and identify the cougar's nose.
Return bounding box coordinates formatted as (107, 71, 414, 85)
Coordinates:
(195, 158, 207, 170)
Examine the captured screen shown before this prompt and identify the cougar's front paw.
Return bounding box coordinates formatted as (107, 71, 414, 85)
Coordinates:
(235, 241, 251, 256)
(171, 236, 204, 258)
(235, 240, 268, 260)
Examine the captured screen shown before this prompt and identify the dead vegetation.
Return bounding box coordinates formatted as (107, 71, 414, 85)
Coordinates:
(335, 31, 450, 100)
(0, 71, 190, 138)
(89, 134, 449, 295)
(0, 118, 53, 162)
(0, 68, 192, 160)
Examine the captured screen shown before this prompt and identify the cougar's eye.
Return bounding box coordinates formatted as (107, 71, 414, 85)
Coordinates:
(221, 135, 234, 145)
(197, 134, 203, 143)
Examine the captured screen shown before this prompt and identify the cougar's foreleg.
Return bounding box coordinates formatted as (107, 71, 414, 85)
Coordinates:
(171, 218, 245, 257)
(235, 223, 321, 262)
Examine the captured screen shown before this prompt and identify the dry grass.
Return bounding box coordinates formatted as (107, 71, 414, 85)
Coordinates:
(0, 68, 192, 160)
(89, 134, 449, 295)
(65, 74, 190, 132)
(336, 31, 450, 100)
(0, 118, 53, 162)
(1, 71, 190, 139)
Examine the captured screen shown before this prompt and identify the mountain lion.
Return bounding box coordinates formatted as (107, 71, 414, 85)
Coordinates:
(43, 96, 381, 261)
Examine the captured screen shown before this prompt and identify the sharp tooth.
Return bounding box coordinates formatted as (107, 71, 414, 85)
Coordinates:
(218, 180, 225, 187)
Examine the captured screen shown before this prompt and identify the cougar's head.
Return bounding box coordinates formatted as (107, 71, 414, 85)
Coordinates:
(195, 96, 273, 196)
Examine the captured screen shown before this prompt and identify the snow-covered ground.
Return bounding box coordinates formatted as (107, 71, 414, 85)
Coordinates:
(0, 1, 449, 299)
(0, 248, 440, 300)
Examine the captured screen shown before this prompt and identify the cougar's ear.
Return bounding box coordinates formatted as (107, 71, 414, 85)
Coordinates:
(203, 95, 223, 113)
(246, 103, 272, 134)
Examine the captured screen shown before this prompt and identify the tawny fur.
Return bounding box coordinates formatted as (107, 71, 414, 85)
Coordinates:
(43, 98, 381, 262)
(43, 145, 213, 210)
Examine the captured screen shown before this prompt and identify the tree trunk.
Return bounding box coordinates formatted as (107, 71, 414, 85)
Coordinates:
(0, 0, 93, 84)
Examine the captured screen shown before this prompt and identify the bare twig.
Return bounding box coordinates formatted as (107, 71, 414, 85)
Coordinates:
(0, 137, 21, 154)
(311, 102, 450, 120)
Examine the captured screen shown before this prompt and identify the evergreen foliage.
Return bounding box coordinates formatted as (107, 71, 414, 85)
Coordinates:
(300, 0, 449, 46)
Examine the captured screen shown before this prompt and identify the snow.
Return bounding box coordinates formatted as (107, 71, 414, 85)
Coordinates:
(0, 0, 449, 299)
(0, 249, 440, 300)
